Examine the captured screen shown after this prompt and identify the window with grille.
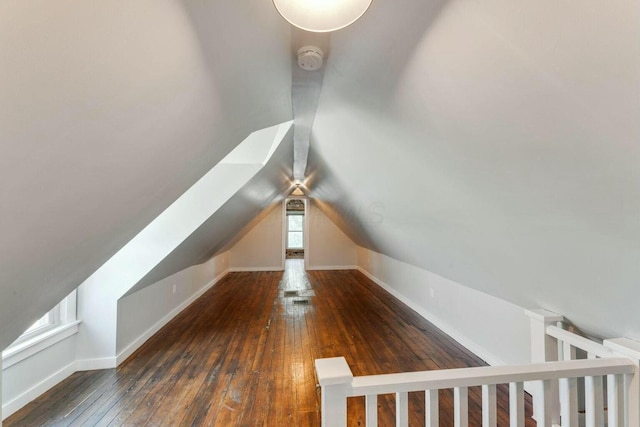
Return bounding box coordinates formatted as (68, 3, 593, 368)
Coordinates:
(287, 214, 304, 249)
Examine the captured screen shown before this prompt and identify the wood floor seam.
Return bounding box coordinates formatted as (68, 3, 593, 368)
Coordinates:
(5, 261, 535, 426)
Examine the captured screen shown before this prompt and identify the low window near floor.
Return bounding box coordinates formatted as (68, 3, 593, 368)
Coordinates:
(2, 290, 78, 366)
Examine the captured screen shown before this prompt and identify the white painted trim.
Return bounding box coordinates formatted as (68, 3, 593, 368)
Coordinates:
(1, 270, 231, 421)
(6, 291, 77, 352)
(355, 267, 549, 397)
(115, 270, 230, 366)
(357, 264, 537, 404)
(303, 198, 309, 270)
(227, 267, 284, 272)
(307, 265, 359, 271)
(356, 267, 505, 367)
(2, 361, 76, 420)
(75, 357, 117, 371)
(283, 196, 309, 270)
(281, 199, 287, 270)
(524, 309, 563, 323)
(2, 321, 81, 369)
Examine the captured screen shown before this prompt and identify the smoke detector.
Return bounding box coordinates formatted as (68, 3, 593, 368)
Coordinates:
(297, 46, 324, 71)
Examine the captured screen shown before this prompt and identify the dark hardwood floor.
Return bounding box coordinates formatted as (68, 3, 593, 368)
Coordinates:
(5, 260, 535, 426)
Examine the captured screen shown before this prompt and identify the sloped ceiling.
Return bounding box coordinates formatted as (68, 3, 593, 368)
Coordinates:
(2, 0, 639, 351)
(0, 0, 292, 348)
(306, 0, 640, 339)
(128, 124, 294, 295)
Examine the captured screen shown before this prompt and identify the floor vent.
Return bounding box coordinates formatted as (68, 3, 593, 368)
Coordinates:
(284, 290, 299, 297)
(292, 299, 310, 305)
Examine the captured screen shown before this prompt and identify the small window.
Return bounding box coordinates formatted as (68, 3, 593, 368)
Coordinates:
(287, 214, 304, 249)
(22, 312, 55, 336)
(6, 290, 77, 348)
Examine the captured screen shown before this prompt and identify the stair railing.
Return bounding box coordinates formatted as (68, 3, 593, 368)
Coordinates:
(315, 308, 640, 427)
(527, 309, 640, 427)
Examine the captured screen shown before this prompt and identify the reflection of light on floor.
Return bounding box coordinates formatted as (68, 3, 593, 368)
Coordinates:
(280, 259, 315, 317)
(291, 361, 305, 384)
(283, 297, 314, 316)
(277, 259, 317, 398)
(281, 259, 311, 289)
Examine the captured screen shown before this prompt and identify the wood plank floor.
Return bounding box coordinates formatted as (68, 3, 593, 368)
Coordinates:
(5, 260, 535, 426)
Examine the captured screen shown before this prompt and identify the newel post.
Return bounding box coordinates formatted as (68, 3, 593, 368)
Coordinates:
(526, 309, 563, 425)
(604, 338, 640, 427)
(315, 357, 353, 427)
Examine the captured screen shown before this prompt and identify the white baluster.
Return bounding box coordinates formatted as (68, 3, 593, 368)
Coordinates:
(315, 357, 353, 427)
(526, 309, 563, 424)
(509, 382, 524, 427)
(536, 379, 553, 427)
(559, 377, 578, 427)
(585, 376, 604, 427)
(563, 341, 576, 361)
(396, 392, 409, 426)
(426, 389, 438, 427)
(366, 395, 378, 427)
(454, 386, 468, 427)
(482, 384, 496, 427)
(604, 338, 640, 427)
(558, 341, 577, 427)
(607, 374, 623, 427)
(624, 373, 635, 427)
(584, 353, 603, 427)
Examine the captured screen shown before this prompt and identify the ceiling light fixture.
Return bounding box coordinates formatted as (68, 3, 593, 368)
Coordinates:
(273, 0, 373, 33)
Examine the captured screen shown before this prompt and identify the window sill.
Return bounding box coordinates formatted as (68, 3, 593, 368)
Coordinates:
(2, 320, 81, 369)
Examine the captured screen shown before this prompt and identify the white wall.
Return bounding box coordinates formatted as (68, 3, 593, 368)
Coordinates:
(0, 0, 293, 352)
(228, 198, 358, 271)
(307, 201, 358, 270)
(306, 0, 640, 343)
(229, 204, 284, 271)
(1, 252, 229, 421)
(76, 123, 291, 364)
(2, 331, 77, 420)
(357, 246, 531, 366)
(116, 252, 229, 363)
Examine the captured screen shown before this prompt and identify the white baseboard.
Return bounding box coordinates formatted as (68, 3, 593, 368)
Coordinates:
(114, 269, 229, 366)
(1, 270, 231, 421)
(228, 267, 284, 272)
(3, 322, 80, 369)
(306, 265, 358, 271)
(75, 357, 117, 371)
(2, 361, 76, 420)
(356, 267, 506, 367)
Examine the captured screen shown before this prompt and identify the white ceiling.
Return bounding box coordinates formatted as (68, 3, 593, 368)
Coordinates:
(1, 0, 639, 347)
(0, 0, 292, 347)
(306, 0, 640, 339)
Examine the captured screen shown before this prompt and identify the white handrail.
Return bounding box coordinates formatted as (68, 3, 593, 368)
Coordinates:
(546, 325, 616, 358)
(528, 309, 640, 427)
(315, 356, 636, 427)
(316, 309, 640, 427)
(348, 358, 633, 396)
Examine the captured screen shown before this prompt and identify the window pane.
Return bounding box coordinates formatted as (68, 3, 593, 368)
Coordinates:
(288, 232, 303, 249)
(288, 215, 303, 231)
(5, 290, 76, 352)
(24, 312, 53, 334)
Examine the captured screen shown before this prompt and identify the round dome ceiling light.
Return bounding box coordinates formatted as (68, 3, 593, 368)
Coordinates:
(297, 46, 324, 71)
(273, 0, 373, 33)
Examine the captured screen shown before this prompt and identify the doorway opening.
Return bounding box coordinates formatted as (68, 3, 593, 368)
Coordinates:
(285, 199, 305, 259)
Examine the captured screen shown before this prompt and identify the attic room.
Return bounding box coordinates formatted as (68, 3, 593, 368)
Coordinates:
(1, 0, 639, 425)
